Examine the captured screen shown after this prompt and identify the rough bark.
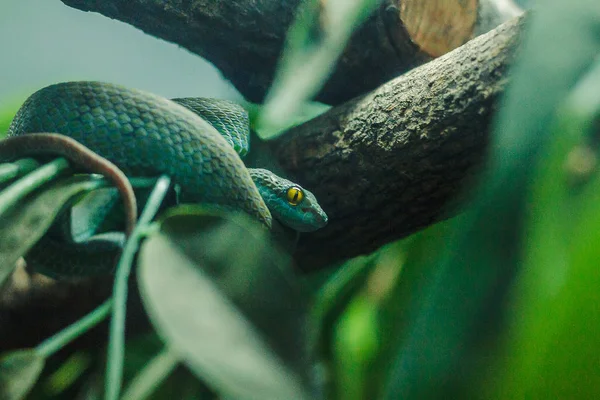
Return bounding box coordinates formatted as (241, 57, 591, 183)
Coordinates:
(274, 16, 522, 270)
(60, 0, 520, 105)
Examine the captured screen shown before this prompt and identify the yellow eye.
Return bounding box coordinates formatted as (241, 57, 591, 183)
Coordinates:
(286, 186, 304, 206)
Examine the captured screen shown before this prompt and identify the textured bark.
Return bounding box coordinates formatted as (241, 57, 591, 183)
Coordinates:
(60, 0, 520, 104)
(273, 16, 523, 270)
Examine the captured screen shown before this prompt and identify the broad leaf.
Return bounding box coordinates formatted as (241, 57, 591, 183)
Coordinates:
(138, 207, 311, 400)
(0, 175, 104, 284)
(381, 1, 600, 397)
(489, 56, 600, 398)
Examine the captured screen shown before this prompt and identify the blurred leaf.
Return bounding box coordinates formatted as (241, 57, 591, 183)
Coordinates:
(43, 352, 91, 396)
(364, 224, 454, 398)
(120, 347, 179, 400)
(321, 223, 454, 400)
(489, 57, 600, 398)
(0, 158, 71, 217)
(257, 0, 382, 135)
(311, 253, 377, 354)
(0, 175, 104, 284)
(118, 333, 213, 400)
(106, 175, 171, 400)
(332, 295, 379, 400)
(138, 207, 312, 400)
(75, 372, 103, 400)
(309, 253, 377, 400)
(0, 158, 39, 186)
(381, 1, 600, 398)
(0, 349, 45, 400)
(247, 101, 330, 140)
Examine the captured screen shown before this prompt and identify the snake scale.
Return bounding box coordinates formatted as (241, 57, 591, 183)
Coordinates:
(0, 81, 327, 276)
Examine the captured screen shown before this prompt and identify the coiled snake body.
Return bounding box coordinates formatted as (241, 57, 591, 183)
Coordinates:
(1, 81, 327, 276)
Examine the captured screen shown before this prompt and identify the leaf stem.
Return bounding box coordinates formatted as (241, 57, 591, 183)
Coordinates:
(105, 175, 171, 400)
(119, 347, 180, 400)
(35, 299, 113, 358)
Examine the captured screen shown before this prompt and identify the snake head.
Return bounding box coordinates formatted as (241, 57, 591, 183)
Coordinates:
(249, 168, 328, 232)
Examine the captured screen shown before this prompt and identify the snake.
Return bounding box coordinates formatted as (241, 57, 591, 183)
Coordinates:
(0, 81, 328, 276)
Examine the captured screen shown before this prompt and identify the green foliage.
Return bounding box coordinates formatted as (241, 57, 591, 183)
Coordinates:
(0, 350, 44, 400)
(138, 207, 310, 399)
(106, 176, 172, 400)
(256, 0, 381, 136)
(0, 173, 105, 285)
(1, 0, 600, 399)
(378, 1, 600, 398)
(247, 101, 330, 140)
(120, 347, 179, 400)
(489, 58, 600, 398)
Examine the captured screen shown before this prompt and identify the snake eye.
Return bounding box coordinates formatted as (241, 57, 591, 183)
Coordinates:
(286, 186, 304, 206)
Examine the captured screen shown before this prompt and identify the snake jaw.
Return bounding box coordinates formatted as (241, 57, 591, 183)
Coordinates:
(301, 206, 328, 230)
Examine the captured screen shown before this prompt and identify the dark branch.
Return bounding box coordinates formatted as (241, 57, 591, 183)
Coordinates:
(273, 16, 523, 270)
(60, 0, 519, 104)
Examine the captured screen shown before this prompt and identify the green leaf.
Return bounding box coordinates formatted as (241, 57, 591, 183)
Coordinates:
(0, 174, 105, 285)
(247, 101, 330, 140)
(311, 253, 377, 354)
(488, 56, 600, 399)
(381, 1, 600, 398)
(332, 295, 379, 400)
(257, 0, 382, 135)
(0, 349, 45, 400)
(106, 175, 171, 400)
(43, 352, 91, 396)
(138, 207, 311, 400)
(0, 159, 39, 185)
(120, 347, 180, 400)
(0, 158, 71, 217)
(119, 333, 214, 400)
(315, 225, 451, 400)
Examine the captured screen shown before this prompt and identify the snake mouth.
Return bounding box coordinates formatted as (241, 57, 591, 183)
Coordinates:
(302, 207, 328, 228)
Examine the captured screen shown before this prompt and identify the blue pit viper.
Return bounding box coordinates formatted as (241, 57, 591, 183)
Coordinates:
(0, 81, 328, 276)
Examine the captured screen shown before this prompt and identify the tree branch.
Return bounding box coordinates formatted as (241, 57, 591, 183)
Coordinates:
(60, 0, 520, 104)
(274, 16, 523, 270)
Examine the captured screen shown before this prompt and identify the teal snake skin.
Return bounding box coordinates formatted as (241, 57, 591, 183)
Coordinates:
(2, 81, 327, 276)
(171, 97, 250, 157)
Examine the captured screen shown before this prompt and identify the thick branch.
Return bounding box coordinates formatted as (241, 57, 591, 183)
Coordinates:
(60, 0, 520, 104)
(273, 16, 523, 271)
